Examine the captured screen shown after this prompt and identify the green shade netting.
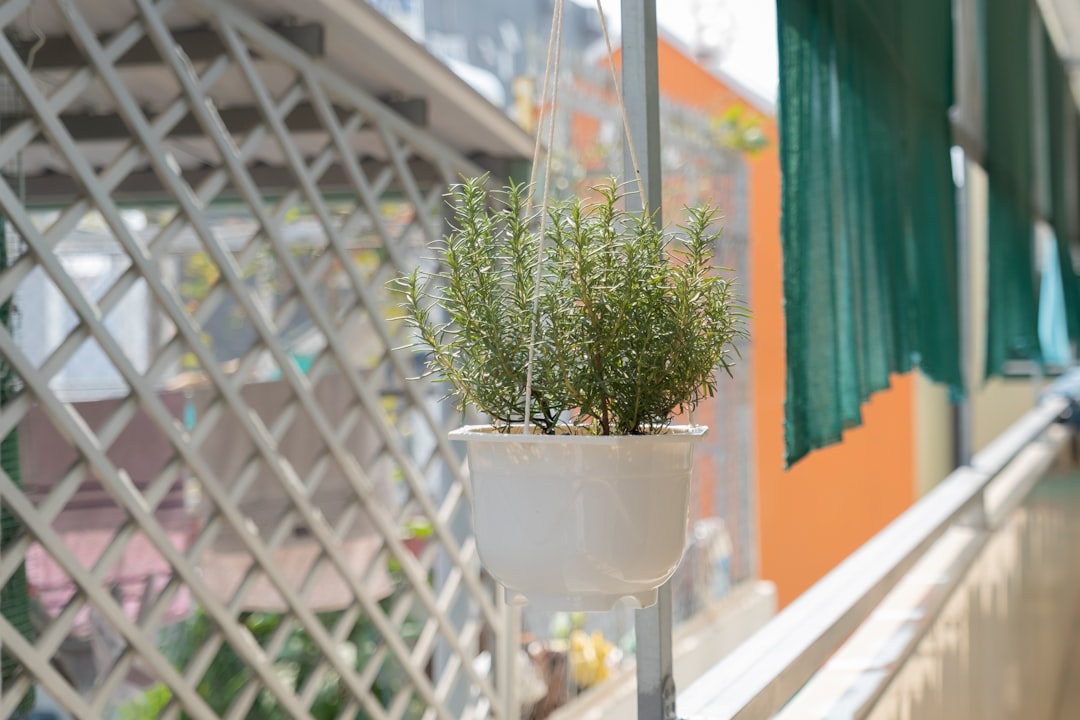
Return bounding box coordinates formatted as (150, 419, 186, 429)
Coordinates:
(1043, 24, 1080, 346)
(0, 212, 33, 715)
(984, 0, 1040, 375)
(778, 0, 962, 466)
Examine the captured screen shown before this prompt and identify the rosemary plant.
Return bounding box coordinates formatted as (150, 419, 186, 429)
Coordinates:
(397, 177, 746, 435)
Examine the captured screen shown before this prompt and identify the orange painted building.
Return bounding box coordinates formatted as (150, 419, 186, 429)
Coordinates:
(611, 38, 918, 606)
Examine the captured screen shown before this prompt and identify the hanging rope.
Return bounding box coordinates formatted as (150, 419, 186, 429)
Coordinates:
(520, 0, 647, 434)
(524, 0, 563, 219)
(521, 0, 565, 435)
(595, 0, 646, 206)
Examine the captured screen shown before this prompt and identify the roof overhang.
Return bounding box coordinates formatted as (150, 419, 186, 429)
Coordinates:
(0, 0, 533, 203)
(226, 0, 534, 161)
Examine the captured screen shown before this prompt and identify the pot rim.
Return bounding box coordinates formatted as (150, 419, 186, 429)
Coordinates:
(448, 424, 708, 444)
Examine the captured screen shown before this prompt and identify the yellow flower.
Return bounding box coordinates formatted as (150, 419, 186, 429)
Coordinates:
(568, 630, 614, 688)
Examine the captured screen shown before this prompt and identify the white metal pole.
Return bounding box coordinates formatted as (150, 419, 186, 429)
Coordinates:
(621, 1, 677, 718)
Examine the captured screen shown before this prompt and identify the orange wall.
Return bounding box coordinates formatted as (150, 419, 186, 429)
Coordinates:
(652, 40, 918, 606)
(653, 42, 756, 114)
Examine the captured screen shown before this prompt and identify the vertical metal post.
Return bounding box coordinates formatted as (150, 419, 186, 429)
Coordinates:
(1027, 3, 1050, 401)
(621, 2, 676, 718)
(954, 153, 974, 468)
(622, 0, 663, 221)
(951, 0, 981, 468)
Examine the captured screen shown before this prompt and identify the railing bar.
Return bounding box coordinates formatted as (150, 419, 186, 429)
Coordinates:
(681, 469, 988, 718)
(983, 427, 1069, 528)
(774, 525, 991, 720)
(680, 395, 1070, 719)
(970, 398, 1070, 475)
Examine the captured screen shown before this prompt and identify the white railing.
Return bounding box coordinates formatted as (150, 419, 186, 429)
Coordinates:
(679, 374, 1079, 719)
(861, 470, 1080, 720)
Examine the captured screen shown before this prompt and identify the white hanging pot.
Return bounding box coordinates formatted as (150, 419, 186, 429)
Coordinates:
(450, 424, 707, 611)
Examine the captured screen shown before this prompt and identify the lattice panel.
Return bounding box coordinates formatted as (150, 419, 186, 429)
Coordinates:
(0, 1, 506, 718)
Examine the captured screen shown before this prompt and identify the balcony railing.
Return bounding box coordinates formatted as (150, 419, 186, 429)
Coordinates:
(679, 372, 1080, 719)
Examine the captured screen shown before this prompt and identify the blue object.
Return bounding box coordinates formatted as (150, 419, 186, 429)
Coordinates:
(1039, 230, 1072, 367)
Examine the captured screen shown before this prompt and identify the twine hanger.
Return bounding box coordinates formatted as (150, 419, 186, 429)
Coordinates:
(520, 0, 647, 434)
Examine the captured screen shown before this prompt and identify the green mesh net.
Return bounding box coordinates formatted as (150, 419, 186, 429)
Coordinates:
(1043, 24, 1080, 346)
(984, 0, 1040, 375)
(778, 0, 962, 466)
(0, 211, 34, 715)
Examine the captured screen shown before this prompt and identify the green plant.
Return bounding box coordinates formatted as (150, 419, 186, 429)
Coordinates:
(397, 178, 746, 435)
(116, 599, 424, 720)
(711, 104, 769, 155)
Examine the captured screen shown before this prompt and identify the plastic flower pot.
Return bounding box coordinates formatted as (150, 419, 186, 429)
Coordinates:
(450, 425, 707, 611)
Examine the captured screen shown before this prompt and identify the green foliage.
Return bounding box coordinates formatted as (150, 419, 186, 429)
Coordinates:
(179, 251, 220, 312)
(0, 214, 34, 718)
(711, 104, 769, 155)
(398, 178, 746, 435)
(117, 600, 423, 720)
(117, 683, 172, 720)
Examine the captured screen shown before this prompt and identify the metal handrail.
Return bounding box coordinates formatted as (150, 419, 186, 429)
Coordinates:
(678, 375, 1077, 720)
